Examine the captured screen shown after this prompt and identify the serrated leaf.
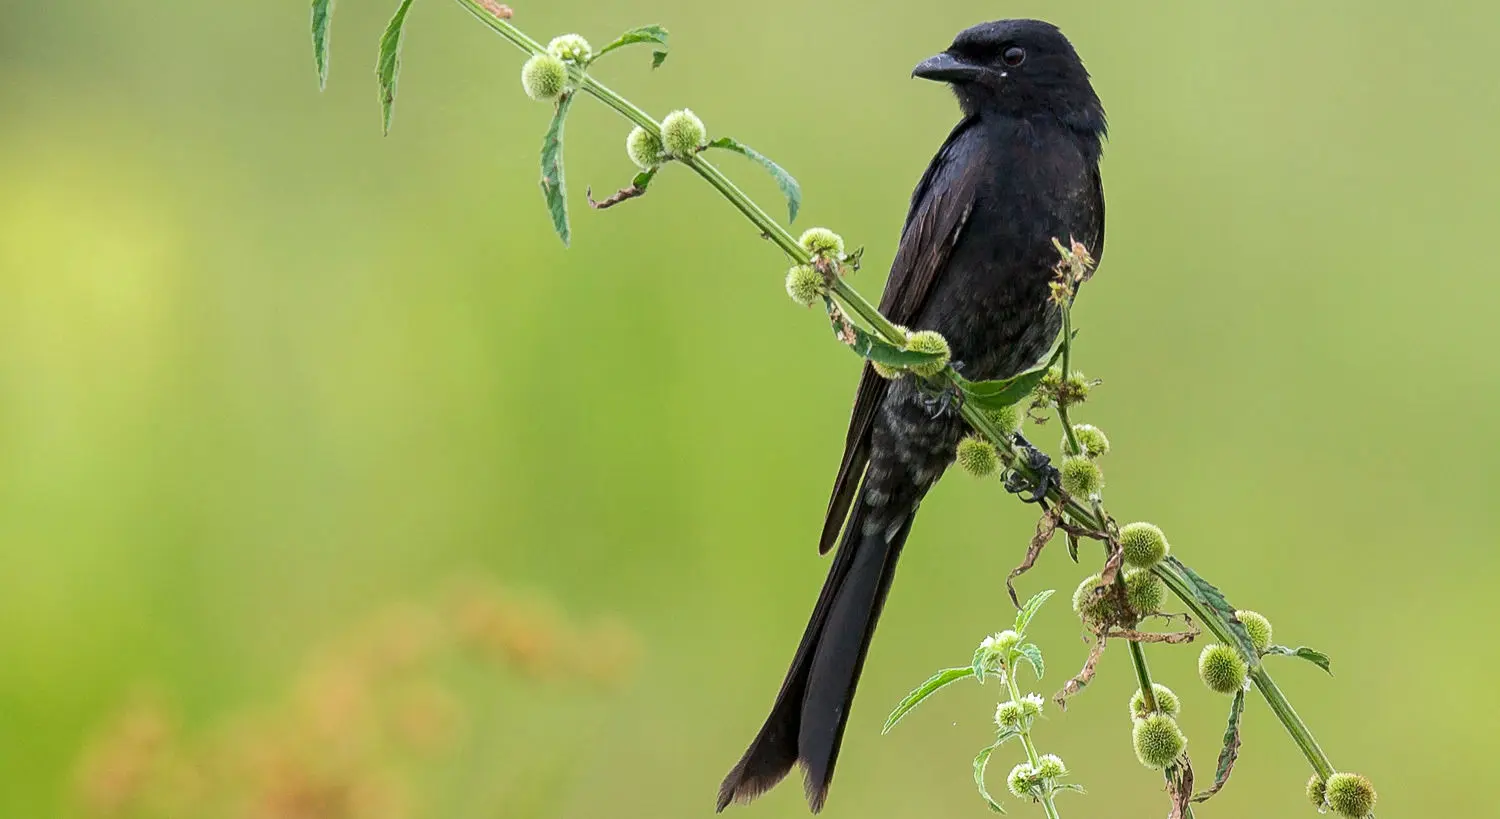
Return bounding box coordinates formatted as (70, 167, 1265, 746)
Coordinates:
(311, 0, 335, 89)
(973, 744, 1007, 813)
(1014, 643, 1045, 680)
(882, 666, 974, 734)
(539, 93, 575, 246)
(953, 335, 1065, 412)
(592, 24, 669, 68)
(1265, 645, 1333, 675)
(705, 137, 802, 222)
(971, 643, 989, 684)
(375, 0, 417, 135)
(1192, 687, 1245, 802)
(1167, 557, 1259, 663)
(1014, 589, 1055, 635)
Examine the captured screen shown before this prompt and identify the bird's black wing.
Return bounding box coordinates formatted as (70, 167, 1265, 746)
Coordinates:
(818, 115, 985, 554)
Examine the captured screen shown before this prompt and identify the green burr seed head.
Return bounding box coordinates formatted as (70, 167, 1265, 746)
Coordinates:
(784, 264, 822, 307)
(994, 700, 1024, 730)
(1064, 423, 1110, 458)
(1306, 775, 1327, 807)
(956, 436, 1000, 477)
(1129, 683, 1181, 719)
(1132, 713, 1186, 770)
(1006, 762, 1040, 798)
(1036, 754, 1067, 779)
(904, 330, 951, 377)
(1124, 569, 1164, 616)
(1324, 772, 1376, 818)
(520, 54, 568, 102)
(1119, 521, 1169, 569)
(626, 126, 664, 169)
(798, 227, 845, 259)
(660, 109, 707, 159)
(1235, 610, 1273, 653)
(986, 402, 1023, 435)
(1198, 643, 1248, 694)
(1059, 456, 1103, 497)
(871, 362, 902, 380)
(546, 33, 592, 63)
(1019, 693, 1044, 719)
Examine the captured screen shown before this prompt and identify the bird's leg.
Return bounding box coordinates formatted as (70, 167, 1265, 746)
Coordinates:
(1004, 431, 1060, 504)
(915, 361, 965, 418)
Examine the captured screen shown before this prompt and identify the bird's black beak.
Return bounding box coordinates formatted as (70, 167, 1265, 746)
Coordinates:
(912, 51, 984, 83)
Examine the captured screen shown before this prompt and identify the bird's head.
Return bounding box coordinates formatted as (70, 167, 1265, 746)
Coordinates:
(914, 19, 1106, 137)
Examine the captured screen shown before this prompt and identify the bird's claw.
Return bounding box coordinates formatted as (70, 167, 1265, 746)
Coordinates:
(1003, 431, 1059, 504)
(915, 361, 965, 419)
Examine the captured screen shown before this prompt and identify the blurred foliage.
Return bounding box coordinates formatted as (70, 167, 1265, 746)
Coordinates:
(1, 1, 1497, 818)
(71, 579, 635, 819)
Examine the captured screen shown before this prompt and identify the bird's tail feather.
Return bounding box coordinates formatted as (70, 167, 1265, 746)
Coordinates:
(717, 498, 915, 813)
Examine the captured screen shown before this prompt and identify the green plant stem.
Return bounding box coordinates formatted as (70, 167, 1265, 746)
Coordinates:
(452, 0, 1341, 788)
(1004, 666, 1062, 819)
(1057, 305, 1083, 457)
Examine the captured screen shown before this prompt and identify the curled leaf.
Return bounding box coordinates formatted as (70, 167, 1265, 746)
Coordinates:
(881, 667, 974, 733)
(1264, 645, 1333, 675)
(376, 0, 417, 135)
(539, 93, 575, 246)
(311, 0, 335, 88)
(592, 24, 670, 68)
(706, 137, 801, 223)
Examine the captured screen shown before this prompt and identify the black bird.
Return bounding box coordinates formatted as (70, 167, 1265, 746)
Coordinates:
(716, 19, 1107, 813)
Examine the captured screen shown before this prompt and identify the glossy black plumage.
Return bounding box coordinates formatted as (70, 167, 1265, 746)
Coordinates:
(718, 19, 1107, 813)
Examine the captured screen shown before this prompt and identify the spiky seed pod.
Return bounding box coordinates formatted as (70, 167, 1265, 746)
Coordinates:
(872, 362, 902, 380)
(1125, 569, 1164, 616)
(1064, 423, 1110, 458)
(1198, 643, 1248, 694)
(1129, 683, 1181, 719)
(1132, 714, 1186, 770)
(520, 54, 568, 102)
(1324, 772, 1376, 817)
(1059, 456, 1103, 497)
(1306, 775, 1327, 807)
(784, 265, 822, 307)
(995, 700, 1024, 730)
(660, 109, 707, 159)
(1119, 521, 1169, 569)
(1072, 573, 1108, 622)
(956, 436, 1000, 477)
(797, 227, 845, 259)
(1019, 693, 1044, 719)
(1036, 754, 1067, 779)
(1235, 610, 1273, 653)
(546, 33, 592, 63)
(986, 403, 1023, 435)
(1007, 762, 1040, 798)
(904, 330, 951, 377)
(626, 126, 664, 169)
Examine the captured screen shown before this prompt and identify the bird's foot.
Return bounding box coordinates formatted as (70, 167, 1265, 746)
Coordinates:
(1003, 432, 1059, 504)
(915, 361, 965, 419)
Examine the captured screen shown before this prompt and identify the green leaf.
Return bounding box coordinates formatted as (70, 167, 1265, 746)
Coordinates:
(1166, 557, 1259, 663)
(881, 667, 974, 734)
(539, 93, 575, 246)
(843, 326, 942, 368)
(971, 643, 989, 684)
(632, 167, 659, 193)
(375, 0, 417, 135)
(1265, 645, 1333, 675)
(952, 335, 1065, 412)
(973, 744, 1007, 813)
(705, 137, 802, 223)
(1014, 643, 1045, 680)
(1054, 783, 1087, 795)
(1014, 589, 1055, 635)
(1192, 687, 1245, 802)
(311, 0, 335, 89)
(592, 24, 670, 68)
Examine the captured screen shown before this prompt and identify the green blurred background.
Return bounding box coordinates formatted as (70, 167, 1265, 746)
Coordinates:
(3, 0, 1497, 816)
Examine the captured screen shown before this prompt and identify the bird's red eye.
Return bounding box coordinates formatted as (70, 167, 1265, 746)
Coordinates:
(1002, 46, 1025, 66)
